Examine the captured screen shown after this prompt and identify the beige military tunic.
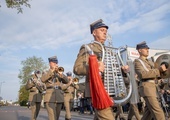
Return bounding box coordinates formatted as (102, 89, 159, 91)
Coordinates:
(25, 75, 43, 120)
(73, 42, 114, 120)
(63, 82, 79, 119)
(73, 42, 103, 98)
(41, 69, 69, 120)
(134, 56, 165, 120)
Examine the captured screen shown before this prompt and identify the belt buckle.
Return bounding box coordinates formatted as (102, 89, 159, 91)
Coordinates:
(36, 90, 39, 93)
(54, 86, 58, 89)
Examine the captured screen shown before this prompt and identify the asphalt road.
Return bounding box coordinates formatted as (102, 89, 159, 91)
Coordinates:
(0, 106, 139, 120)
(0, 106, 94, 120)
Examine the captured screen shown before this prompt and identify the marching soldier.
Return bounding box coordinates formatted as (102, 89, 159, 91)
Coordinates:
(73, 19, 128, 120)
(73, 19, 115, 120)
(73, 19, 129, 120)
(115, 105, 126, 120)
(63, 71, 79, 120)
(134, 41, 166, 120)
(127, 74, 141, 120)
(41, 56, 69, 120)
(127, 104, 141, 120)
(25, 70, 45, 120)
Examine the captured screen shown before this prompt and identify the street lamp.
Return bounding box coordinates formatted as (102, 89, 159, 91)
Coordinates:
(0, 81, 5, 96)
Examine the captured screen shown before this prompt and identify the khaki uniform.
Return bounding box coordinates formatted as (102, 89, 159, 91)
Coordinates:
(127, 104, 141, 120)
(115, 105, 126, 120)
(73, 42, 114, 120)
(134, 57, 165, 120)
(25, 75, 43, 120)
(127, 78, 141, 120)
(41, 69, 69, 120)
(63, 82, 79, 120)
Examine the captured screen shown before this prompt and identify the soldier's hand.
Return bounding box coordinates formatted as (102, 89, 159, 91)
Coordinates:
(69, 78, 73, 84)
(58, 71, 63, 77)
(32, 78, 36, 82)
(121, 65, 130, 73)
(159, 64, 167, 72)
(98, 61, 105, 72)
(50, 65, 57, 72)
(37, 81, 41, 86)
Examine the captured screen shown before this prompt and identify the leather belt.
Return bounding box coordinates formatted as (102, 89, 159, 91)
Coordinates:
(64, 92, 74, 94)
(141, 79, 155, 83)
(30, 90, 36, 92)
(47, 86, 59, 89)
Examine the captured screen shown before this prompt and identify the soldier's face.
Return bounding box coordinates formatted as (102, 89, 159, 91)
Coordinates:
(67, 76, 72, 80)
(139, 48, 149, 57)
(93, 27, 107, 44)
(49, 62, 58, 69)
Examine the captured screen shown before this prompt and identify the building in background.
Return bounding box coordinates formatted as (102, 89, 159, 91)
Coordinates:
(121, 46, 170, 90)
(120, 46, 170, 62)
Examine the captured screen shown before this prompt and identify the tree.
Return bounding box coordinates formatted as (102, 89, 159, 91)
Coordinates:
(18, 56, 48, 106)
(18, 85, 29, 106)
(1, 0, 31, 13)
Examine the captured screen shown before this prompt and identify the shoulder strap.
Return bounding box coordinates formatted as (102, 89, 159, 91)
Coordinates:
(137, 59, 149, 71)
(84, 44, 94, 55)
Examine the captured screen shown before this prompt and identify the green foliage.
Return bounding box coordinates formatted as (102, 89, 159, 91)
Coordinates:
(18, 56, 48, 84)
(18, 56, 48, 105)
(5, 0, 31, 13)
(0, 101, 4, 106)
(18, 85, 29, 106)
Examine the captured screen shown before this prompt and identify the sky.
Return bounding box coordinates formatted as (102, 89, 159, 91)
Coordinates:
(0, 0, 170, 101)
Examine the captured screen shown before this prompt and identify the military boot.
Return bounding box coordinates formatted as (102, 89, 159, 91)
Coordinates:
(65, 118, 71, 120)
